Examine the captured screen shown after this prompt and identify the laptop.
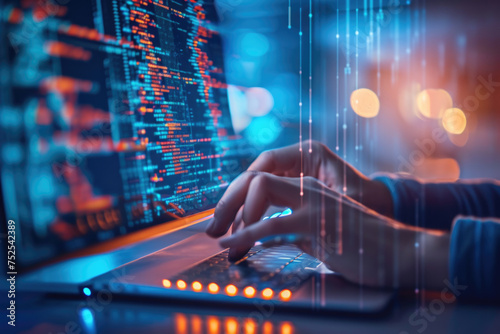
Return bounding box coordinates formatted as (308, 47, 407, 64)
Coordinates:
(0, 0, 393, 313)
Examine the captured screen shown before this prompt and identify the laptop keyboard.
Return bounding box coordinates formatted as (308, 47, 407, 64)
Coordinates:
(166, 245, 321, 300)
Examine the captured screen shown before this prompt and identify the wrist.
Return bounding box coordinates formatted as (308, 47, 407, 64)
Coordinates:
(354, 177, 394, 218)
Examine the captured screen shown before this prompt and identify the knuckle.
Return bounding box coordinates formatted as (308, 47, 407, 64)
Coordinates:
(251, 172, 269, 189)
(303, 176, 318, 187)
(243, 228, 256, 243)
(244, 169, 260, 178)
(258, 149, 274, 164)
(261, 149, 274, 159)
(315, 140, 327, 152)
(303, 139, 321, 150)
(240, 170, 260, 184)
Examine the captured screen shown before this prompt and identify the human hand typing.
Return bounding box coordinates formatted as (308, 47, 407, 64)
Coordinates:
(205, 141, 450, 290)
(206, 140, 392, 260)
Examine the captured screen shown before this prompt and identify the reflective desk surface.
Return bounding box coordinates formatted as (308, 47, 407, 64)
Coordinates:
(10, 290, 500, 334)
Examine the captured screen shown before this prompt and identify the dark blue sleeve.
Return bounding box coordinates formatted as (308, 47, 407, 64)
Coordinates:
(449, 217, 500, 301)
(373, 174, 500, 230)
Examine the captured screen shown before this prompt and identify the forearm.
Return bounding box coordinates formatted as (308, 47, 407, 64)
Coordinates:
(372, 175, 500, 229)
(352, 177, 395, 218)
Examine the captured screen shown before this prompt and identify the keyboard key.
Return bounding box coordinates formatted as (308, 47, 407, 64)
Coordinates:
(168, 245, 320, 299)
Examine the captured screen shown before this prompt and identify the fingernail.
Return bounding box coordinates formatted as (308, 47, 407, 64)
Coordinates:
(228, 248, 247, 262)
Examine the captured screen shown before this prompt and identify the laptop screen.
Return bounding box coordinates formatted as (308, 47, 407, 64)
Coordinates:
(0, 0, 244, 268)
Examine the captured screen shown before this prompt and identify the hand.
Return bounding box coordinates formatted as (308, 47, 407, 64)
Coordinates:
(235, 140, 393, 215)
(207, 173, 450, 289)
(206, 141, 393, 259)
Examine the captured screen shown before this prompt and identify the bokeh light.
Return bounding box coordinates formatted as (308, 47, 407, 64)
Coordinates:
(207, 316, 220, 334)
(227, 85, 252, 133)
(225, 318, 238, 334)
(162, 279, 171, 288)
(263, 322, 274, 334)
(246, 87, 274, 117)
(225, 284, 238, 296)
(246, 115, 282, 146)
(448, 128, 469, 147)
(398, 83, 421, 123)
(413, 158, 460, 182)
(350, 88, 380, 118)
(176, 280, 187, 290)
(83, 287, 91, 296)
(267, 73, 299, 119)
(191, 315, 202, 334)
(208, 283, 219, 294)
(416, 89, 453, 119)
(175, 314, 188, 334)
(244, 318, 257, 334)
(279, 289, 292, 301)
(243, 286, 256, 298)
(191, 281, 202, 292)
(240, 32, 270, 57)
(262, 288, 274, 299)
(280, 322, 293, 334)
(442, 108, 467, 134)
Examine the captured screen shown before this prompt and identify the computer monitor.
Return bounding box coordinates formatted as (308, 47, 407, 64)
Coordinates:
(0, 0, 244, 269)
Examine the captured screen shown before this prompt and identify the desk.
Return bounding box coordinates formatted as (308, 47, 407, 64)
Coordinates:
(10, 291, 500, 334)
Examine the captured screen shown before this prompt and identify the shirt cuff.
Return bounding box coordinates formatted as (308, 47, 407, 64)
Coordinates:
(449, 217, 500, 301)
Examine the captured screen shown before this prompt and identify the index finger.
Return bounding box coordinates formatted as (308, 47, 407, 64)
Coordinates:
(205, 171, 259, 237)
(248, 142, 302, 175)
(219, 208, 308, 250)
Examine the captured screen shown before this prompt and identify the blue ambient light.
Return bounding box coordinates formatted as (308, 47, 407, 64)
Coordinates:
(280, 208, 292, 217)
(83, 287, 92, 297)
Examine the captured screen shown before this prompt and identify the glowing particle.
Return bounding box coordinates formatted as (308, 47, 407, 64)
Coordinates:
(83, 287, 91, 296)
(246, 87, 274, 117)
(207, 316, 220, 334)
(280, 208, 292, 217)
(442, 108, 466, 134)
(270, 212, 281, 219)
(162, 279, 172, 288)
(176, 280, 187, 290)
(448, 128, 469, 147)
(243, 286, 256, 298)
(245, 318, 257, 334)
(208, 283, 219, 293)
(281, 322, 293, 334)
(262, 288, 274, 299)
(240, 32, 270, 57)
(175, 314, 188, 334)
(191, 316, 202, 334)
(416, 89, 452, 119)
(225, 284, 238, 296)
(350, 88, 380, 118)
(413, 158, 460, 182)
(225, 318, 238, 334)
(192, 281, 202, 292)
(279, 289, 292, 301)
(263, 322, 274, 334)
